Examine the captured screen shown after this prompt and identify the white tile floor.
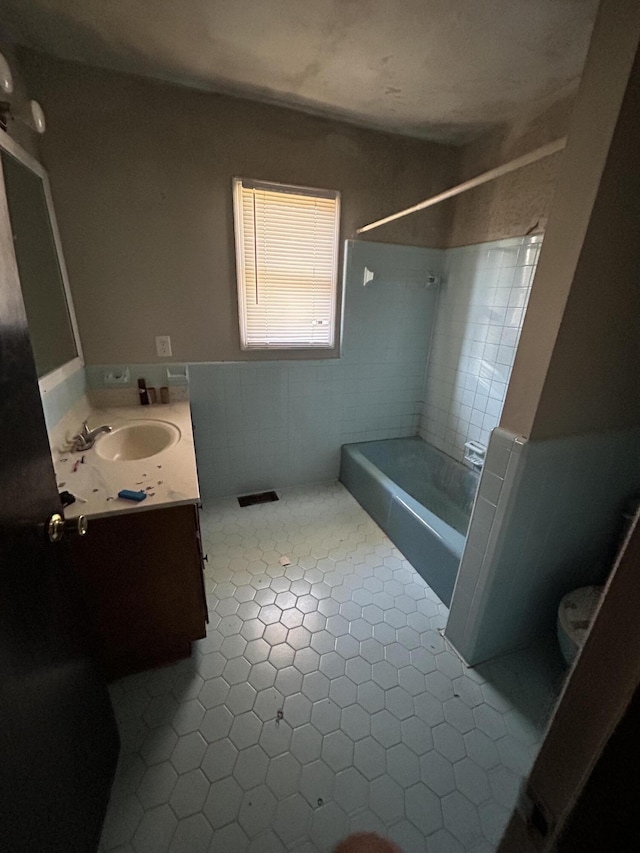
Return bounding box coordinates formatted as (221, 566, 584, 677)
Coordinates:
(99, 482, 564, 853)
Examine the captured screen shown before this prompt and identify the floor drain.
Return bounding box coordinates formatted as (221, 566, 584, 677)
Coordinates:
(237, 490, 279, 507)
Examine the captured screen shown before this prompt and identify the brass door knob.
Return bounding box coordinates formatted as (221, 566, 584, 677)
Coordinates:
(47, 513, 88, 543)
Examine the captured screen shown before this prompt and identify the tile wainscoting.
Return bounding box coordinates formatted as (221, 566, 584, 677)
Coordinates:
(88, 241, 442, 498)
(446, 426, 640, 665)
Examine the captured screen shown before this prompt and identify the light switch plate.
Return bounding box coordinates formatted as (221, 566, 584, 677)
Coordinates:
(155, 335, 172, 357)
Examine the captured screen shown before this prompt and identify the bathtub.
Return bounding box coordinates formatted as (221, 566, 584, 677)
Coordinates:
(340, 437, 479, 606)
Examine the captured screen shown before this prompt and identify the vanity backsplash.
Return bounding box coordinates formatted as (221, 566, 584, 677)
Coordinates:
(84, 363, 189, 408)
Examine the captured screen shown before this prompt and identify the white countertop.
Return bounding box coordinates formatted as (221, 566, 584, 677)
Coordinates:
(49, 398, 200, 520)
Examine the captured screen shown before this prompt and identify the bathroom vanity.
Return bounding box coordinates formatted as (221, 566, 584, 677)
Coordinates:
(71, 502, 207, 680)
(50, 400, 208, 680)
(0, 124, 207, 682)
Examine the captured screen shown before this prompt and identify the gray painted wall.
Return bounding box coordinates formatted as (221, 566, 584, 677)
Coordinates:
(21, 50, 457, 367)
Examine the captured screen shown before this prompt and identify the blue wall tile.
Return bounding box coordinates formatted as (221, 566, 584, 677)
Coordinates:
(449, 426, 640, 664)
(87, 240, 442, 497)
(40, 365, 86, 431)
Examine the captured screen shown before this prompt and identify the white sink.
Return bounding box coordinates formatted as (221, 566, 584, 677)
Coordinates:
(95, 420, 180, 462)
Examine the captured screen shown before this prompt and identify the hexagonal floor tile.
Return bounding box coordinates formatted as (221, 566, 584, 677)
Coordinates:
(273, 793, 313, 846)
(340, 703, 371, 742)
(441, 790, 484, 849)
(353, 737, 386, 781)
(253, 687, 284, 723)
(398, 665, 426, 697)
(302, 670, 330, 702)
(335, 634, 360, 660)
(248, 661, 277, 691)
(223, 656, 251, 686)
(385, 686, 414, 720)
(137, 762, 178, 809)
(299, 759, 335, 807)
(309, 800, 349, 850)
(132, 804, 177, 853)
(233, 745, 270, 791)
(444, 697, 476, 734)
(170, 768, 209, 818)
(259, 719, 293, 758)
(171, 732, 207, 775)
(168, 813, 213, 853)
(229, 711, 263, 750)
(371, 709, 401, 748)
(322, 730, 354, 772)
(140, 725, 178, 767)
(291, 723, 323, 765)
(201, 737, 237, 782)
(283, 692, 313, 728)
(333, 766, 369, 815)
(199, 677, 230, 710)
(329, 675, 357, 708)
(268, 643, 295, 671)
(226, 682, 257, 716)
(357, 681, 385, 715)
(238, 785, 277, 838)
(319, 651, 346, 679)
(293, 648, 320, 676)
(203, 775, 243, 828)
(369, 775, 404, 824)
(474, 703, 508, 740)
(386, 742, 420, 788)
(281, 607, 304, 629)
(274, 665, 303, 698)
(464, 728, 501, 771)
(454, 757, 492, 806)
(310, 698, 341, 735)
(420, 750, 456, 797)
(303, 611, 326, 633)
(405, 781, 443, 836)
(244, 638, 270, 664)
(101, 485, 560, 853)
(266, 752, 302, 799)
(371, 660, 398, 690)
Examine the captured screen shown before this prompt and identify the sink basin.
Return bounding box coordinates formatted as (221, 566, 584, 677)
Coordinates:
(95, 420, 180, 462)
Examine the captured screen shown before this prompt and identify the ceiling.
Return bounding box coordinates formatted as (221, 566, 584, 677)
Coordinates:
(0, 0, 598, 143)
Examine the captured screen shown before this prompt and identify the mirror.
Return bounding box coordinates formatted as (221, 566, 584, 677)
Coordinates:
(0, 140, 81, 380)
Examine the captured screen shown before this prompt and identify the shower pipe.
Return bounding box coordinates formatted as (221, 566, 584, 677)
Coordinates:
(356, 136, 567, 235)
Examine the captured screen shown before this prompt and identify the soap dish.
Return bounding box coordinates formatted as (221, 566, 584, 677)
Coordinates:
(464, 440, 487, 469)
(166, 365, 189, 385)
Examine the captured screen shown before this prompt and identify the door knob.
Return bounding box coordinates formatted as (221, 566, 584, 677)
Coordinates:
(47, 513, 88, 543)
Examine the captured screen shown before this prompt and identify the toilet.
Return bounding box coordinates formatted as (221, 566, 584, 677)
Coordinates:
(557, 585, 603, 665)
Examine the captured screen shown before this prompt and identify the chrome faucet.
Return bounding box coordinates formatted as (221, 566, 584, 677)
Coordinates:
(71, 420, 112, 451)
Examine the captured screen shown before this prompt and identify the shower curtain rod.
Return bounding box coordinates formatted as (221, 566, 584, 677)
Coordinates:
(356, 136, 567, 235)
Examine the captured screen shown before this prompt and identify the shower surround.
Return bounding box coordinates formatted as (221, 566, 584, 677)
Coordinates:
(420, 235, 542, 463)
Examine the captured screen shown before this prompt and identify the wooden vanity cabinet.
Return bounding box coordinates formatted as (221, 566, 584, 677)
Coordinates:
(70, 503, 208, 681)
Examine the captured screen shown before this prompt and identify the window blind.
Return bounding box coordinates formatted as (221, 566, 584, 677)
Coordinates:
(233, 178, 340, 349)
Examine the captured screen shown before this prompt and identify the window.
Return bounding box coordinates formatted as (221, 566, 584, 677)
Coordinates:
(233, 178, 340, 349)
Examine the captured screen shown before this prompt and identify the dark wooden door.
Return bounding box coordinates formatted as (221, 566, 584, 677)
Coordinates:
(0, 158, 119, 850)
